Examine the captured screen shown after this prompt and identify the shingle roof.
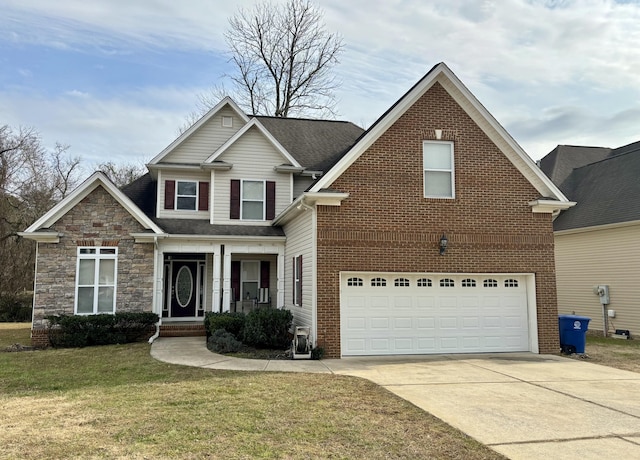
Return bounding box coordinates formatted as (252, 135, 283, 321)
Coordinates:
(152, 219, 285, 237)
(539, 145, 612, 187)
(549, 142, 640, 231)
(254, 116, 364, 172)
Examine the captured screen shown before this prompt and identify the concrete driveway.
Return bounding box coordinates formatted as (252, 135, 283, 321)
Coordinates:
(152, 338, 640, 459)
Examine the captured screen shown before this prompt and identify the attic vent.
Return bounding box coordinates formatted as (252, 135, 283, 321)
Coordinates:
(222, 116, 233, 128)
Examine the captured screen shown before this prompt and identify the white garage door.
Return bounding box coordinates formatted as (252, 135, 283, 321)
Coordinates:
(341, 273, 530, 356)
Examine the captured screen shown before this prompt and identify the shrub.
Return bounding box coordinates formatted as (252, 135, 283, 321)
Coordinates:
(207, 329, 244, 354)
(311, 346, 325, 360)
(0, 292, 33, 322)
(204, 312, 246, 339)
(242, 307, 293, 349)
(46, 312, 158, 348)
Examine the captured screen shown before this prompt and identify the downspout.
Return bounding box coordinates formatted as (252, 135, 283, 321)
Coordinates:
(148, 235, 161, 343)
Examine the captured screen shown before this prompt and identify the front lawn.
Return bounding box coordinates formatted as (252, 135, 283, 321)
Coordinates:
(579, 335, 640, 373)
(0, 323, 503, 459)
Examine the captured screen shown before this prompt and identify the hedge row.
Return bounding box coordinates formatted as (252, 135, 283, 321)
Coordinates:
(204, 308, 293, 350)
(46, 312, 159, 348)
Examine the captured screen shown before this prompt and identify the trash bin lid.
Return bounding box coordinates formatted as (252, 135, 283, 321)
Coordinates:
(558, 314, 591, 321)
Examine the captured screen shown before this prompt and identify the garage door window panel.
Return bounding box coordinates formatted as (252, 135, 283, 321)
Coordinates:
(417, 278, 432, 287)
(505, 279, 519, 287)
(347, 277, 363, 287)
(462, 278, 476, 287)
(440, 278, 455, 287)
(484, 279, 498, 287)
(371, 278, 387, 287)
(394, 278, 410, 287)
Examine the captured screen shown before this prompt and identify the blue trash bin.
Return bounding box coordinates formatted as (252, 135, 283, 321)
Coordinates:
(558, 315, 591, 354)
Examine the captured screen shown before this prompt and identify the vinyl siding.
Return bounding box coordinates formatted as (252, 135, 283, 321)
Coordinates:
(555, 224, 640, 335)
(283, 210, 314, 331)
(293, 176, 314, 199)
(162, 107, 244, 164)
(212, 126, 292, 225)
(157, 170, 211, 219)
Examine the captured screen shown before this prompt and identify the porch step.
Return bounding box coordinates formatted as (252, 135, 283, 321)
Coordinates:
(160, 323, 206, 337)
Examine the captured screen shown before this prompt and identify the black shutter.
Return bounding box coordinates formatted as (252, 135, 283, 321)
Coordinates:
(198, 182, 209, 211)
(231, 261, 241, 301)
(164, 180, 175, 210)
(266, 181, 276, 220)
(260, 261, 270, 288)
(230, 180, 240, 219)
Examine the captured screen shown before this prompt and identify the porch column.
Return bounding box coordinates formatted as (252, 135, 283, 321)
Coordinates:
(277, 252, 285, 308)
(212, 246, 221, 313)
(222, 251, 232, 312)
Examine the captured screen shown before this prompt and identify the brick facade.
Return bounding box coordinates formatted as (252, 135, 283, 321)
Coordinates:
(32, 186, 155, 345)
(315, 82, 559, 358)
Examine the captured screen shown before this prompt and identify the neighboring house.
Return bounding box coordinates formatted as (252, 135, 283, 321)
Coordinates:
(540, 141, 640, 337)
(21, 63, 574, 357)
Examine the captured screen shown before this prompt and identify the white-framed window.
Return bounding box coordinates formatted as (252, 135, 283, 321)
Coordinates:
(417, 278, 432, 287)
(394, 278, 410, 287)
(483, 279, 498, 288)
(423, 141, 454, 198)
(241, 180, 265, 220)
(293, 255, 302, 306)
(440, 278, 455, 287)
(241, 261, 260, 300)
(75, 247, 118, 315)
(347, 277, 363, 287)
(176, 180, 198, 210)
(371, 277, 387, 287)
(462, 278, 476, 287)
(505, 279, 519, 288)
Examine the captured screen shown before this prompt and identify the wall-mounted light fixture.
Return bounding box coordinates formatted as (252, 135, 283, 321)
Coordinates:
(439, 233, 448, 255)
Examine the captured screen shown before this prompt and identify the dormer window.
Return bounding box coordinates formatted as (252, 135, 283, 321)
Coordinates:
(176, 181, 197, 210)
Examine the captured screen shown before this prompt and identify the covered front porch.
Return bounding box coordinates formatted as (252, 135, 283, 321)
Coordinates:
(155, 238, 286, 326)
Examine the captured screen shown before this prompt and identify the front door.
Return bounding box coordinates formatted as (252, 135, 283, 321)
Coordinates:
(170, 261, 198, 317)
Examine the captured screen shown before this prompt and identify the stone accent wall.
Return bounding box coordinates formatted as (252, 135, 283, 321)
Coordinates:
(315, 82, 559, 358)
(32, 186, 154, 345)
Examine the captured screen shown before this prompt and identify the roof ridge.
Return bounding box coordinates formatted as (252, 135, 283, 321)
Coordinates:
(253, 114, 358, 124)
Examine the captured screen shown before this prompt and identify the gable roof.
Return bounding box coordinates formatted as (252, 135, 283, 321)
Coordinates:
(203, 118, 302, 167)
(22, 171, 164, 236)
(309, 62, 572, 208)
(551, 142, 640, 231)
(148, 97, 249, 165)
(539, 145, 612, 186)
(255, 116, 365, 172)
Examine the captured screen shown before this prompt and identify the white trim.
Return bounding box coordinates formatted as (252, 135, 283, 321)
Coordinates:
(23, 171, 164, 235)
(423, 140, 455, 199)
(203, 118, 301, 167)
(175, 180, 199, 211)
(74, 246, 118, 315)
(272, 192, 349, 226)
(529, 199, 576, 214)
(554, 218, 640, 236)
(17, 231, 61, 243)
(148, 97, 249, 165)
(309, 63, 570, 205)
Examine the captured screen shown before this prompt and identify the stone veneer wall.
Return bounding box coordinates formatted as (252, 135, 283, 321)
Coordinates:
(31, 186, 154, 346)
(315, 81, 559, 358)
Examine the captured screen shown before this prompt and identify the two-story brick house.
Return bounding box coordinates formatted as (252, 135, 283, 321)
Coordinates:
(21, 63, 574, 357)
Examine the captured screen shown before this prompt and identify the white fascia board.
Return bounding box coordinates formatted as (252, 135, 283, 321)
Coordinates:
(529, 199, 576, 213)
(147, 163, 203, 171)
(163, 233, 287, 243)
(203, 118, 301, 168)
(554, 219, 640, 236)
(130, 233, 169, 243)
(148, 97, 249, 165)
(24, 171, 164, 234)
(17, 231, 61, 243)
(272, 191, 349, 226)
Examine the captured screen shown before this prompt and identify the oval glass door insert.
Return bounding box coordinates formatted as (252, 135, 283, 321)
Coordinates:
(175, 266, 193, 307)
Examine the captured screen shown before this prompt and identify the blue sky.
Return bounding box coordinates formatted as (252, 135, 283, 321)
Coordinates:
(2, 0, 640, 169)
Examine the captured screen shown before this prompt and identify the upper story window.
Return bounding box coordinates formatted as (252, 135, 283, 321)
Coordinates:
(75, 247, 118, 315)
(242, 180, 266, 220)
(230, 180, 276, 221)
(164, 180, 209, 212)
(176, 181, 197, 210)
(423, 141, 454, 198)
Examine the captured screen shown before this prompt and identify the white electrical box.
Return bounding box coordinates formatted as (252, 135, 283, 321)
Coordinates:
(608, 309, 616, 318)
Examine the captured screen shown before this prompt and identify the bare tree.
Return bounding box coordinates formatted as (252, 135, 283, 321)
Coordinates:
(224, 0, 343, 118)
(0, 125, 81, 298)
(96, 161, 146, 187)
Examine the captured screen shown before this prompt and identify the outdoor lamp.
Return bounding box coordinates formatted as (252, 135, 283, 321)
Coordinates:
(439, 233, 448, 255)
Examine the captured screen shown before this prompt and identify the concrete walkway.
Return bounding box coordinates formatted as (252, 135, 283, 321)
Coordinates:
(151, 337, 640, 459)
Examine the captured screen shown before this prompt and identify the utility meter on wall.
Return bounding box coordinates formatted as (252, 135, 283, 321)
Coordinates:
(592, 285, 610, 305)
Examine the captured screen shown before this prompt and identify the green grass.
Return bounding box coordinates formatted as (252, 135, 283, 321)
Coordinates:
(0, 323, 504, 459)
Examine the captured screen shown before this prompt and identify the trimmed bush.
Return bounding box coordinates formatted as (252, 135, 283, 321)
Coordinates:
(242, 308, 293, 349)
(207, 329, 244, 354)
(46, 312, 158, 348)
(204, 312, 246, 339)
(0, 292, 33, 322)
